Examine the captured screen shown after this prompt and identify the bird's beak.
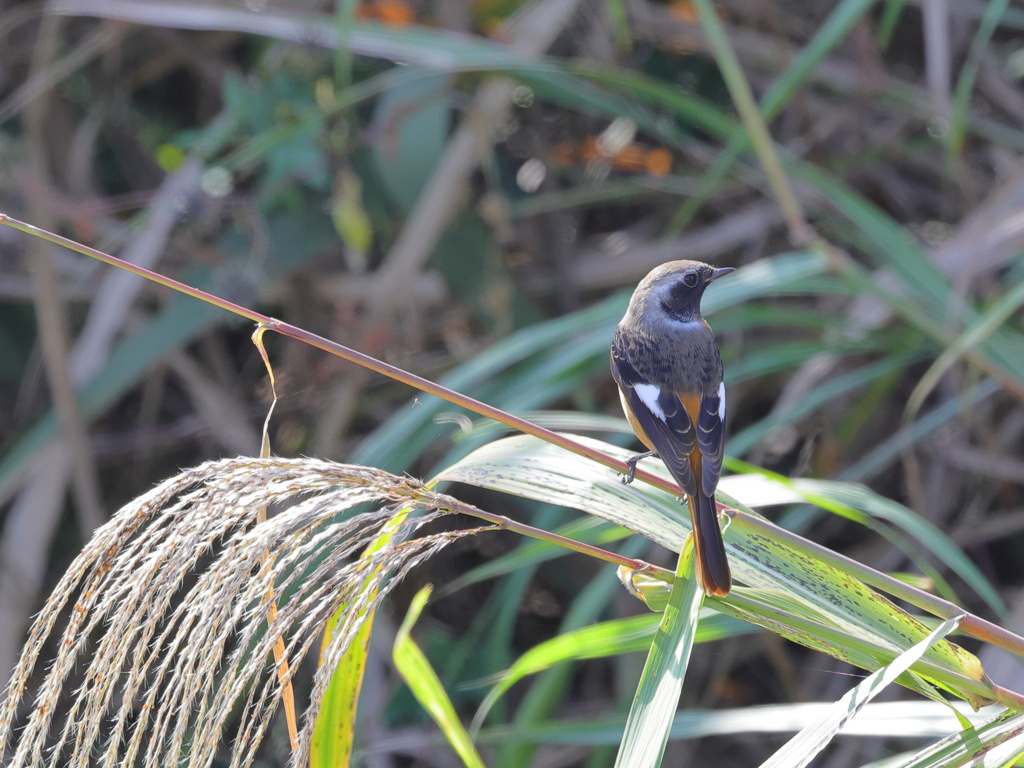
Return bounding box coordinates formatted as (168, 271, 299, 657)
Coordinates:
(709, 266, 735, 282)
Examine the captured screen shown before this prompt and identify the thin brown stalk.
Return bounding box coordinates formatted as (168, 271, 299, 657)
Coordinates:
(253, 325, 298, 751)
(4, 212, 1024, 664)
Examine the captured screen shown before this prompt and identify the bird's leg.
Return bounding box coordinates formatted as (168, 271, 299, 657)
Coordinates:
(622, 450, 658, 484)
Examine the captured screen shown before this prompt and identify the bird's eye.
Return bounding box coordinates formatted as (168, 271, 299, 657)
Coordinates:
(682, 273, 698, 287)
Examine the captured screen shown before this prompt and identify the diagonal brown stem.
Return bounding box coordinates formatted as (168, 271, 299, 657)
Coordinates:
(3, 211, 1024, 662)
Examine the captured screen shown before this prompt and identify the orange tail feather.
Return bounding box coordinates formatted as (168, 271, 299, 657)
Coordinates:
(687, 491, 731, 596)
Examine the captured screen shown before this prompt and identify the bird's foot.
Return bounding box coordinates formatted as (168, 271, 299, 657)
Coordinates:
(621, 450, 658, 484)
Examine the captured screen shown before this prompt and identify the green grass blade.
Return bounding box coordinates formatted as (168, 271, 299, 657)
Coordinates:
(497, 537, 654, 768)
(876, 0, 908, 47)
(759, 615, 963, 768)
(689, 0, 806, 239)
(434, 434, 996, 708)
(728, 349, 930, 456)
(471, 611, 753, 735)
(393, 587, 487, 768)
(353, 295, 625, 472)
(309, 604, 374, 768)
(801, 169, 1024, 393)
(723, 462, 1004, 617)
(471, 700, 994, 747)
(866, 708, 1024, 768)
(793, 479, 1004, 616)
(613, 547, 704, 768)
(948, 0, 1011, 155)
(310, 513, 409, 768)
(841, 379, 1002, 483)
(907, 276, 1024, 419)
(667, 0, 877, 233)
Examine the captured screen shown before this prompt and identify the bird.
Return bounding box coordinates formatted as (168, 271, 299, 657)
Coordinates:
(611, 260, 734, 596)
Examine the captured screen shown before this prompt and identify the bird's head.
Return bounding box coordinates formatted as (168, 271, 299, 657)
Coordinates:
(629, 260, 734, 324)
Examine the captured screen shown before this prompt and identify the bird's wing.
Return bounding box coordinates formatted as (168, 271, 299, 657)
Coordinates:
(696, 383, 726, 498)
(611, 351, 698, 498)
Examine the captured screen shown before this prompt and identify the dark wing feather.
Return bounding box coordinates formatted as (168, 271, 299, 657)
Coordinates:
(611, 350, 698, 498)
(696, 386, 725, 498)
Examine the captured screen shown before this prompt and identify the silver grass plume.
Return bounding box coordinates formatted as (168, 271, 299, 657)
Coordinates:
(0, 456, 487, 767)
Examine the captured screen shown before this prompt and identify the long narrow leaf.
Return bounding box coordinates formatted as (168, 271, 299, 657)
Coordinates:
(465, 701, 1001, 750)
(394, 587, 487, 768)
(471, 611, 753, 735)
(311, 513, 410, 768)
(759, 615, 964, 768)
(865, 708, 1024, 768)
(614, 546, 704, 768)
(434, 434, 996, 708)
(391, 589, 487, 768)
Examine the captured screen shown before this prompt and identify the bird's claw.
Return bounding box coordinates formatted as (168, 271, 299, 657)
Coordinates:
(621, 450, 657, 484)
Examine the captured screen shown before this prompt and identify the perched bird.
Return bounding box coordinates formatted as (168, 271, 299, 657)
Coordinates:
(611, 260, 734, 596)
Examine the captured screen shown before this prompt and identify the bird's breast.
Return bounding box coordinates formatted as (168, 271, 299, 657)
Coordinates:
(619, 321, 722, 394)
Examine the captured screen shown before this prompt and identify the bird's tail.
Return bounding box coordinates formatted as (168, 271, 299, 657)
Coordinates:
(687, 490, 732, 596)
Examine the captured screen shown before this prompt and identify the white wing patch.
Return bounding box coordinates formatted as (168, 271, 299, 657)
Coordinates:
(718, 381, 726, 420)
(634, 383, 667, 422)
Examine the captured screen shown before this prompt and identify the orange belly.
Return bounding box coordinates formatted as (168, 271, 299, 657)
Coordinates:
(620, 389, 655, 453)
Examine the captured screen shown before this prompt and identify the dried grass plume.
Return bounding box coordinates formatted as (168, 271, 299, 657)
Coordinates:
(0, 456, 485, 767)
